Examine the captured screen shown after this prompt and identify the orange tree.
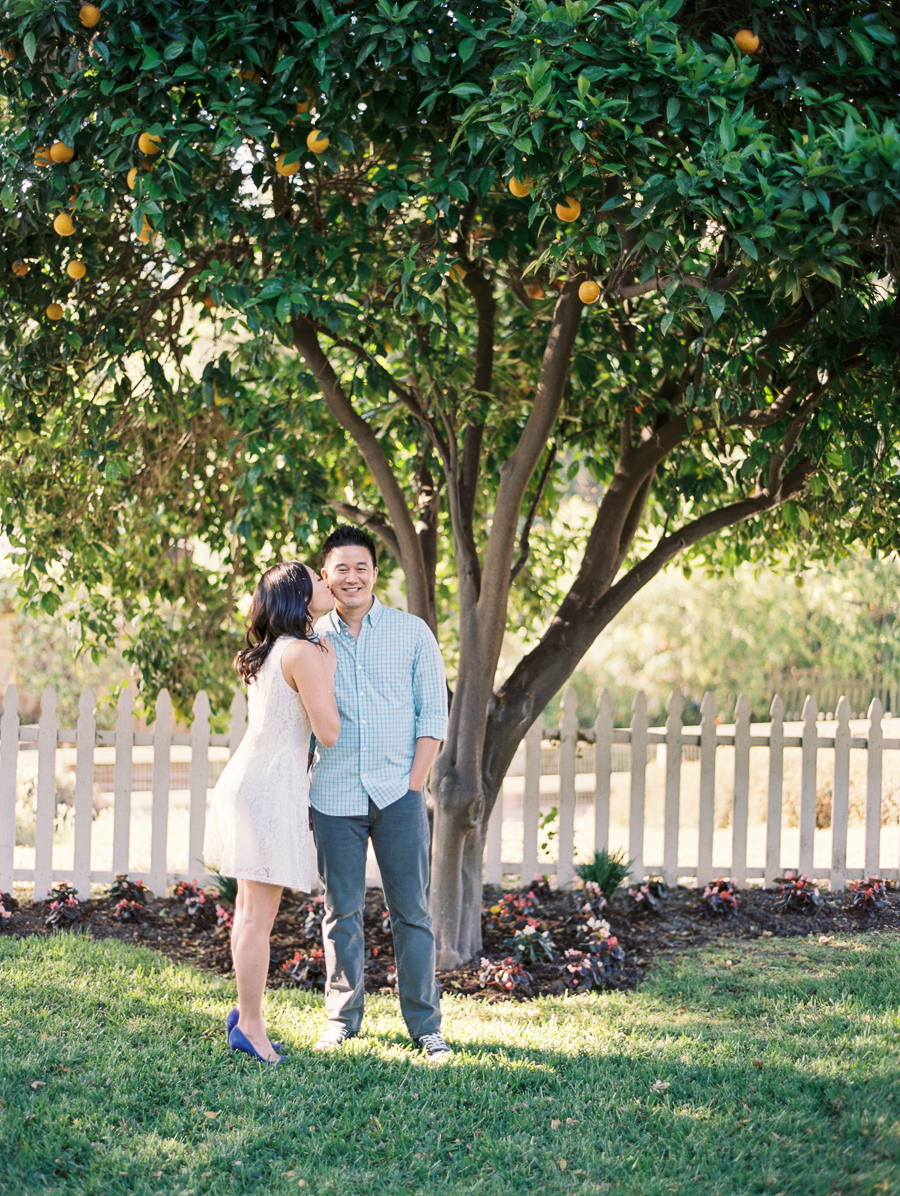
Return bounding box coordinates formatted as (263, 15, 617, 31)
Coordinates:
(1, 0, 899, 964)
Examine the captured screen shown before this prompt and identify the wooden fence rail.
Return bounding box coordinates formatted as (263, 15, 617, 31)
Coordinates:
(2, 682, 899, 899)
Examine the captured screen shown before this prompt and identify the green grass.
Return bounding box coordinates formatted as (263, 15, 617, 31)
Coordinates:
(2, 933, 900, 1196)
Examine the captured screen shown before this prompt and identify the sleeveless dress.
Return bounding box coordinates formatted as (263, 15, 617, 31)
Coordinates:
(204, 637, 312, 890)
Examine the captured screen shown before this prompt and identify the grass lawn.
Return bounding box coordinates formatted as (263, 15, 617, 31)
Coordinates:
(1, 932, 899, 1196)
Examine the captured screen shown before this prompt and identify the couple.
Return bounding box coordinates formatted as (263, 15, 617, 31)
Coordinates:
(203, 525, 451, 1065)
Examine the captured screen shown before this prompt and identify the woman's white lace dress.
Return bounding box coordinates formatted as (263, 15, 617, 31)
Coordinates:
(204, 636, 311, 890)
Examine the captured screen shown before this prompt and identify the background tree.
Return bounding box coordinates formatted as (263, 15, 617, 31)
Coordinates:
(1, 0, 899, 964)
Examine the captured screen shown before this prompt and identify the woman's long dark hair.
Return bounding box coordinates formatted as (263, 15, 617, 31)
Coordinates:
(234, 561, 314, 684)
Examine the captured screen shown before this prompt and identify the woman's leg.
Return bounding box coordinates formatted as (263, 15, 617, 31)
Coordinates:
(230, 878, 283, 1061)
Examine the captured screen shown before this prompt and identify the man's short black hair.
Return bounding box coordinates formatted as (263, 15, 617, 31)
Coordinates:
(321, 524, 378, 569)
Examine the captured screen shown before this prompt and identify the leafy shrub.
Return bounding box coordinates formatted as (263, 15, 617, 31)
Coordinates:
(0, 892, 14, 928)
(215, 903, 234, 931)
(172, 879, 215, 926)
(281, 947, 327, 990)
(575, 849, 633, 899)
(44, 882, 85, 930)
(505, 920, 556, 964)
(627, 877, 669, 916)
(112, 898, 150, 924)
(477, 956, 535, 997)
(773, 872, 824, 914)
(526, 875, 554, 901)
(848, 877, 886, 918)
(579, 880, 607, 917)
(559, 940, 624, 992)
(483, 886, 543, 932)
(208, 872, 238, 905)
(108, 874, 152, 905)
(700, 877, 739, 918)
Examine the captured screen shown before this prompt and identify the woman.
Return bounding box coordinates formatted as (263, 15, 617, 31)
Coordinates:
(204, 560, 339, 1064)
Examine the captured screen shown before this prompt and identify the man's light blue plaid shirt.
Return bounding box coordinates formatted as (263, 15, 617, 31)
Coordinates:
(308, 597, 448, 816)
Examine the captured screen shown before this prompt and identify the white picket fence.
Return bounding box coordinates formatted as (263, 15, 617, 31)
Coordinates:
(2, 682, 899, 899)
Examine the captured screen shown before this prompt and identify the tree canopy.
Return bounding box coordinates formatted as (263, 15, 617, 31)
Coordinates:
(1, 0, 899, 962)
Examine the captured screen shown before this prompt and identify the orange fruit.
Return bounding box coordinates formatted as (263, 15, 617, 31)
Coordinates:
(137, 216, 152, 243)
(734, 29, 760, 54)
(275, 152, 300, 177)
(555, 196, 581, 223)
(239, 67, 263, 83)
(137, 131, 162, 155)
(34, 146, 52, 167)
(508, 175, 532, 198)
(66, 260, 86, 279)
(79, 4, 101, 26)
(50, 140, 75, 163)
(46, 303, 64, 320)
(526, 283, 544, 299)
(449, 263, 466, 282)
(306, 129, 329, 153)
(295, 88, 316, 114)
(12, 260, 28, 277)
(552, 278, 565, 291)
(203, 294, 216, 309)
(1, 44, 16, 61)
(578, 279, 600, 305)
(53, 212, 75, 236)
(126, 166, 139, 189)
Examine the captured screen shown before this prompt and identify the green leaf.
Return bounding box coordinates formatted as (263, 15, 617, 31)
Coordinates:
(719, 115, 736, 152)
(706, 292, 726, 323)
(23, 32, 36, 62)
(449, 83, 483, 98)
(459, 37, 478, 62)
(412, 42, 431, 63)
(734, 234, 757, 261)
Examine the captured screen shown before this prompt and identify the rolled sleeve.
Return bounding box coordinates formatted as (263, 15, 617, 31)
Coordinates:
(413, 625, 448, 741)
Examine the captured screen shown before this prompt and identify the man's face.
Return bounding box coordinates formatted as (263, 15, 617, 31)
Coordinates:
(322, 544, 378, 615)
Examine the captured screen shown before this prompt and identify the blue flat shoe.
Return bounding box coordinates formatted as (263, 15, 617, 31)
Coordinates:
(225, 1008, 284, 1053)
(228, 1025, 283, 1065)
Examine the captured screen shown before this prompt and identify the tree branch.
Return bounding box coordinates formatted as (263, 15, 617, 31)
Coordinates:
(509, 444, 557, 586)
(328, 501, 401, 561)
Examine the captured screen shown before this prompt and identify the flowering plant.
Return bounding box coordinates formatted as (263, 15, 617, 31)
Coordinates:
(773, 872, 823, 914)
(108, 874, 152, 905)
(504, 919, 556, 964)
(302, 896, 326, 940)
(215, 903, 234, 931)
(173, 879, 215, 926)
(700, 877, 738, 918)
(848, 877, 886, 918)
(478, 956, 535, 997)
(281, 947, 327, 989)
(0, 896, 12, 929)
(627, 877, 669, 916)
(44, 882, 85, 930)
(559, 939, 624, 992)
(113, 898, 150, 924)
(483, 886, 543, 932)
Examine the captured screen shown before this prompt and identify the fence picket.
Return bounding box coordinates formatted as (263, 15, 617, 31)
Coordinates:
(149, 690, 172, 896)
(697, 692, 716, 885)
(593, 690, 613, 854)
(34, 686, 58, 898)
(557, 688, 578, 889)
(799, 695, 818, 877)
(72, 688, 95, 896)
(732, 694, 751, 888)
(629, 692, 648, 881)
(188, 691, 211, 878)
(866, 698, 883, 880)
(521, 720, 542, 883)
(0, 685, 18, 893)
(765, 695, 785, 886)
(663, 691, 682, 887)
(831, 696, 851, 891)
(112, 689, 134, 877)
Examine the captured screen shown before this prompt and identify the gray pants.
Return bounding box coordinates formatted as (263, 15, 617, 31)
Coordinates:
(310, 789, 441, 1039)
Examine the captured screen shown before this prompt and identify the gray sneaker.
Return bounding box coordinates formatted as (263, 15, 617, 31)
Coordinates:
(312, 1026, 359, 1052)
(414, 1032, 453, 1063)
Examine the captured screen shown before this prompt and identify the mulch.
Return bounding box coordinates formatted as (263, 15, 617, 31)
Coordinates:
(3, 880, 898, 1001)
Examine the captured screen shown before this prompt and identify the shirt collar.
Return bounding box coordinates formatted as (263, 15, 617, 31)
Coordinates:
(322, 594, 384, 634)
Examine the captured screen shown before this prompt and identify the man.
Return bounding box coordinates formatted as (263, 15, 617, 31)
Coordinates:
(308, 524, 451, 1062)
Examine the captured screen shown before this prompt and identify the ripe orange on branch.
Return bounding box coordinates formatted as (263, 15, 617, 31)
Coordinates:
(527, 283, 545, 299)
(295, 88, 316, 114)
(1, 44, 16, 61)
(734, 29, 760, 53)
(449, 263, 466, 282)
(306, 130, 329, 153)
(53, 212, 75, 236)
(12, 260, 28, 277)
(79, 4, 101, 27)
(34, 146, 52, 167)
(46, 303, 64, 320)
(50, 141, 75, 163)
(137, 132, 162, 155)
(508, 175, 533, 198)
(555, 196, 581, 223)
(578, 279, 601, 305)
(275, 152, 301, 177)
(66, 260, 87, 279)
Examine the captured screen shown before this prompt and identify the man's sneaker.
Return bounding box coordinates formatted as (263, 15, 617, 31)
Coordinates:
(312, 1026, 359, 1052)
(414, 1032, 453, 1063)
